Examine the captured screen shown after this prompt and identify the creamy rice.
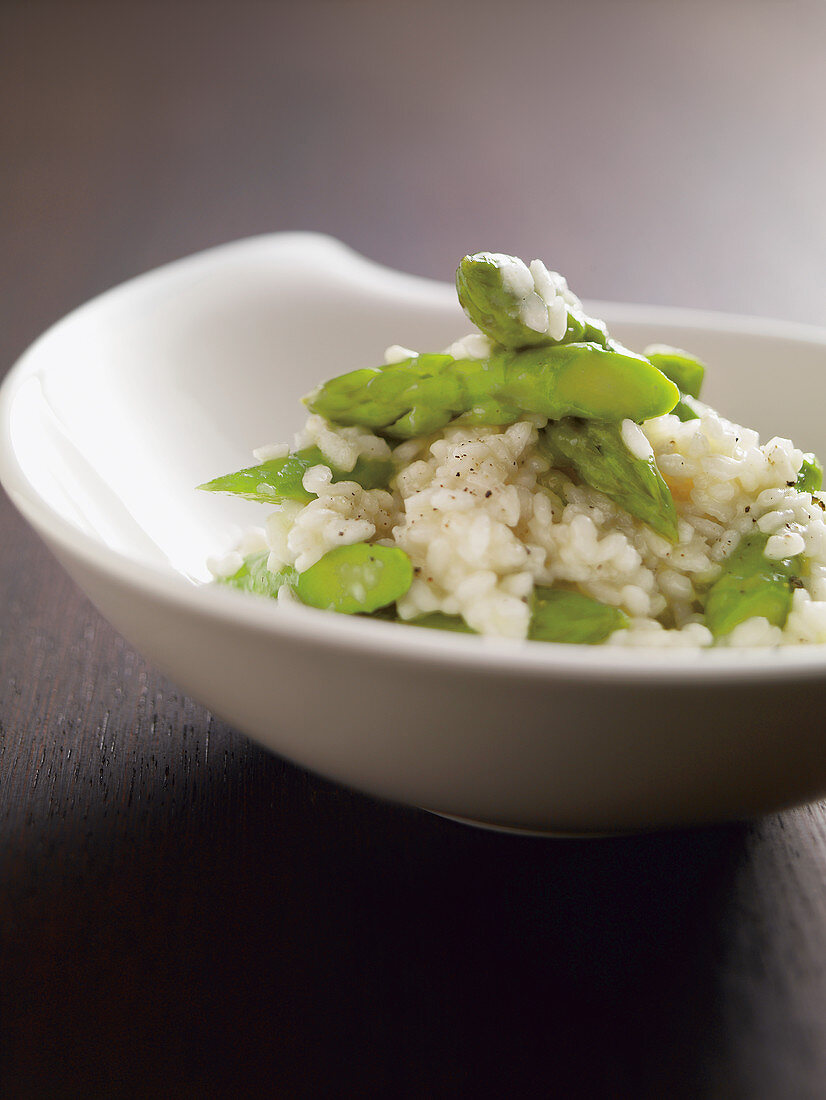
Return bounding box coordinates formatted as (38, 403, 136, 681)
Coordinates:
(214, 391, 826, 646)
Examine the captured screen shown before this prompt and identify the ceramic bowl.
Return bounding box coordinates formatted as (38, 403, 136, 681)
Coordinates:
(4, 232, 826, 834)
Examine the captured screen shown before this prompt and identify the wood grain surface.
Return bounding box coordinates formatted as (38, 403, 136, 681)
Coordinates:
(3, 2, 826, 1096)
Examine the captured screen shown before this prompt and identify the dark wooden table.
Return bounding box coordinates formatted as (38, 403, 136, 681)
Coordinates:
(4, 2, 826, 1096)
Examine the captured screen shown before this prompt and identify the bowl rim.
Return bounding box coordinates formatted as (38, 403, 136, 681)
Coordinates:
(4, 231, 826, 685)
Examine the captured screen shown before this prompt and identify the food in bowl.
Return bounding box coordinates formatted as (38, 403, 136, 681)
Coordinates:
(199, 251, 826, 647)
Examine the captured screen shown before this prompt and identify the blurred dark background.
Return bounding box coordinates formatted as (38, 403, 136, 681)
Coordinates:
(3, 2, 826, 1097)
(5, 0, 826, 370)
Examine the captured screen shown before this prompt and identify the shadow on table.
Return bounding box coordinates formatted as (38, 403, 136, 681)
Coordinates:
(1, 733, 748, 1099)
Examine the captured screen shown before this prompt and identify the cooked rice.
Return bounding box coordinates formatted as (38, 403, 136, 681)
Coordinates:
(213, 382, 826, 646)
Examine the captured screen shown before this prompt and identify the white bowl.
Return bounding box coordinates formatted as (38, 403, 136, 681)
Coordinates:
(4, 232, 826, 834)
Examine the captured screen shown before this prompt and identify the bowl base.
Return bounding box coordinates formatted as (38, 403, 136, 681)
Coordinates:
(427, 810, 632, 838)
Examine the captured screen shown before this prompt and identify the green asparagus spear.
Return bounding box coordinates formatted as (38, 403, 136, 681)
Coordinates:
(644, 346, 706, 422)
(456, 252, 608, 349)
(296, 543, 413, 614)
(644, 346, 705, 398)
(407, 612, 476, 633)
(306, 344, 679, 439)
(671, 398, 701, 423)
(216, 551, 297, 599)
(365, 605, 477, 631)
(529, 587, 629, 644)
(797, 453, 823, 494)
(539, 418, 679, 541)
(198, 446, 393, 504)
(704, 532, 802, 637)
(217, 544, 413, 616)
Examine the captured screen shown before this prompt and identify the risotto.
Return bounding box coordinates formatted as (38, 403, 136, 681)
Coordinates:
(200, 252, 826, 647)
